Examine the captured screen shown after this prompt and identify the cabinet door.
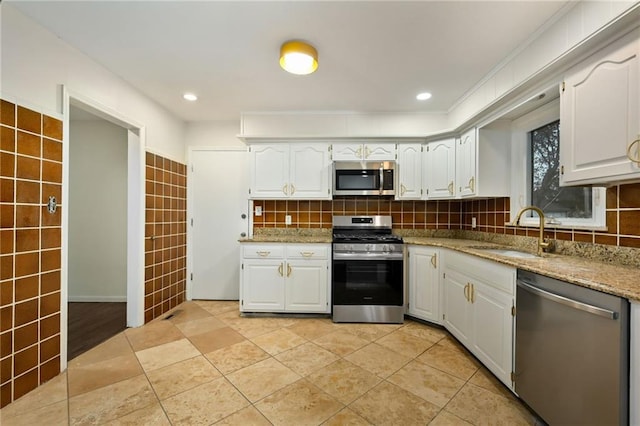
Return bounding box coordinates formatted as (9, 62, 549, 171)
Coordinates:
(424, 138, 456, 199)
(442, 268, 472, 346)
(249, 144, 289, 199)
(332, 143, 363, 160)
(456, 129, 477, 197)
(560, 30, 640, 185)
(470, 281, 514, 388)
(285, 259, 329, 313)
(397, 144, 422, 200)
(290, 144, 331, 199)
(408, 247, 440, 323)
(365, 143, 396, 161)
(241, 259, 285, 311)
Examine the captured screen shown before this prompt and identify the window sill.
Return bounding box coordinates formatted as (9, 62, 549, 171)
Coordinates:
(504, 222, 608, 232)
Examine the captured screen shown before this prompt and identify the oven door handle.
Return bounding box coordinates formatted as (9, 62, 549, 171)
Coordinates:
(333, 252, 404, 261)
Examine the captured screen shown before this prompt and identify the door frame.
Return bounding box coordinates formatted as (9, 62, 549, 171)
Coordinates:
(186, 146, 251, 300)
(61, 86, 146, 369)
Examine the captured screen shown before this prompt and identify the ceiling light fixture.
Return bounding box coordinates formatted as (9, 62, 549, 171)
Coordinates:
(279, 40, 318, 75)
(416, 92, 432, 101)
(183, 93, 198, 101)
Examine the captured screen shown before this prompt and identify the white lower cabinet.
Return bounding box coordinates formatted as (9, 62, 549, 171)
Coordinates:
(240, 243, 330, 313)
(407, 246, 441, 324)
(442, 249, 516, 389)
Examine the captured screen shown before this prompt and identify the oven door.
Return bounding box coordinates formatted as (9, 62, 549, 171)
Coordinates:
(332, 254, 403, 306)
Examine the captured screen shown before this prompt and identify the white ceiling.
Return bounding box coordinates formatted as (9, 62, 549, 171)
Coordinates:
(10, 1, 569, 122)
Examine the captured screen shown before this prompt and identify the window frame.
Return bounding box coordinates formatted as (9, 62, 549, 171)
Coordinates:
(509, 100, 606, 230)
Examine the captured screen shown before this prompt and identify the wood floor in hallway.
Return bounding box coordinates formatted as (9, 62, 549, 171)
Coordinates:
(67, 302, 127, 361)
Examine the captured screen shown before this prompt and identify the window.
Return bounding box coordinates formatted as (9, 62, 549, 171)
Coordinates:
(530, 120, 593, 220)
(509, 100, 605, 229)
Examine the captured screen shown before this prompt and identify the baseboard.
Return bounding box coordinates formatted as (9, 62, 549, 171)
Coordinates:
(68, 296, 127, 302)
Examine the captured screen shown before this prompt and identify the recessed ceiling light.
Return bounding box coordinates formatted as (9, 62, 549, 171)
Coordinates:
(416, 92, 432, 101)
(183, 93, 198, 101)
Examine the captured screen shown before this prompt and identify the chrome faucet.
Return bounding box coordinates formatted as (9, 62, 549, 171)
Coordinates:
(513, 206, 551, 256)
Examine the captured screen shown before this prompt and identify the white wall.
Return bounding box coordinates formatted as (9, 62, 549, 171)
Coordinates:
(68, 119, 127, 301)
(0, 4, 186, 162)
(185, 120, 244, 149)
(448, 1, 640, 130)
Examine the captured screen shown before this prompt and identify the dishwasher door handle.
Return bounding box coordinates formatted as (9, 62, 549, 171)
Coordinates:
(517, 280, 618, 320)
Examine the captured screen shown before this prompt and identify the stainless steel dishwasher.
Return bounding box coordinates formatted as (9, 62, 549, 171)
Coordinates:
(515, 269, 629, 425)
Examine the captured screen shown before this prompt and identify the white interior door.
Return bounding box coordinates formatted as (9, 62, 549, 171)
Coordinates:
(190, 148, 248, 300)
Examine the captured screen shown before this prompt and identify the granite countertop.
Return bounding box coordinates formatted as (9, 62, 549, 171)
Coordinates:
(239, 229, 639, 302)
(404, 237, 640, 303)
(239, 235, 332, 244)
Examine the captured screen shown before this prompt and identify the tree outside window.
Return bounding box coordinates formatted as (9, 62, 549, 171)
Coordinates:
(530, 120, 592, 219)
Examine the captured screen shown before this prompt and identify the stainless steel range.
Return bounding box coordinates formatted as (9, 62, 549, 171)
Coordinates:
(331, 215, 404, 323)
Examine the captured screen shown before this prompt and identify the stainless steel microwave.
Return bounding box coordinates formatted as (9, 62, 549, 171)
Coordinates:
(333, 161, 395, 196)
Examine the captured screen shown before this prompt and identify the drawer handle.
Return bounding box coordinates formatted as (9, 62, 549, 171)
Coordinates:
(278, 263, 284, 277)
(447, 181, 454, 195)
(464, 283, 470, 301)
(256, 251, 270, 257)
(300, 251, 314, 257)
(430, 254, 437, 268)
(287, 264, 292, 277)
(627, 138, 640, 164)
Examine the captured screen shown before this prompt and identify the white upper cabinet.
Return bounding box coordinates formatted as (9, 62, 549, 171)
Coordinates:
(424, 138, 456, 199)
(456, 129, 477, 197)
(560, 29, 640, 186)
(332, 142, 396, 161)
(289, 145, 331, 199)
(397, 143, 423, 200)
(249, 143, 330, 199)
(452, 124, 510, 199)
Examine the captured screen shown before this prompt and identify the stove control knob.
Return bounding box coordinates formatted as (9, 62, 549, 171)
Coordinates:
(382, 244, 390, 252)
(366, 244, 373, 252)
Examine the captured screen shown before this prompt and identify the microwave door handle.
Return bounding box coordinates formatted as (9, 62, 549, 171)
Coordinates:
(379, 165, 384, 195)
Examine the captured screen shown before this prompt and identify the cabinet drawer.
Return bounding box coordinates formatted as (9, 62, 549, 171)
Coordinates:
(242, 245, 284, 259)
(444, 250, 515, 295)
(285, 244, 329, 259)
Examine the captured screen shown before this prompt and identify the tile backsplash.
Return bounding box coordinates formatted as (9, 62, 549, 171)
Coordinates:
(1, 99, 63, 408)
(144, 152, 187, 323)
(253, 183, 640, 248)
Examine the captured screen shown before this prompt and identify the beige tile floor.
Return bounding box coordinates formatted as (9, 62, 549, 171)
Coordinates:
(0, 301, 540, 425)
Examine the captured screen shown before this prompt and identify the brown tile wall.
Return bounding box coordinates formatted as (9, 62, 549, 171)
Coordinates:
(0, 99, 63, 408)
(144, 153, 187, 323)
(252, 198, 462, 230)
(254, 183, 640, 248)
(461, 183, 640, 248)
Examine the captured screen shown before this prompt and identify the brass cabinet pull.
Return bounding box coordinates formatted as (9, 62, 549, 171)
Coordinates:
(356, 146, 363, 158)
(287, 264, 292, 277)
(464, 283, 470, 301)
(400, 184, 407, 196)
(627, 138, 640, 164)
(282, 184, 289, 195)
(430, 254, 437, 268)
(278, 263, 283, 276)
(364, 146, 371, 158)
(469, 176, 475, 193)
(290, 184, 295, 195)
(300, 251, 314, 257)
(447, 181, 454, 195)
(257, 251, 270, 257)
(470, 283, 475, 303)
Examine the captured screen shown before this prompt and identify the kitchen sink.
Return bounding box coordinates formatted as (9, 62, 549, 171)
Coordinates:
(475, 248, 539, 259)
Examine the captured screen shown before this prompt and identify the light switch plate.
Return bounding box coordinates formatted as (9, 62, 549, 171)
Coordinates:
(285, 215, 292, 225)
(255, 206, 262, 216)
(472, 217, 477, 228)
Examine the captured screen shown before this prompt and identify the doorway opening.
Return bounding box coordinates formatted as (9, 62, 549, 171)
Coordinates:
(61, 89, 145, 366)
